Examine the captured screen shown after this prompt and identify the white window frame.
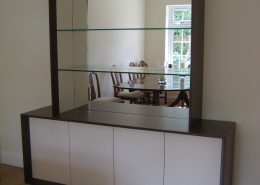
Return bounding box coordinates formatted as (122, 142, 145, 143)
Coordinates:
(165, 5, 192, 69)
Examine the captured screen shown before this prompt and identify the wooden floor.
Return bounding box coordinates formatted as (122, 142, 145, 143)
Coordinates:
(0, 163, 27, 185)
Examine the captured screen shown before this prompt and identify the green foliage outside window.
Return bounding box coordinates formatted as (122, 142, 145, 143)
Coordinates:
(174, 30, 182, 41)
(173, 43, 181, 55)
(183, 29, 191, 41)
(173, 9, 191, 21)
(173, 56, 180, 69)
(182, 43, 190, 55)
(174, 11, 182, 21)
(183, 10, 192, 20)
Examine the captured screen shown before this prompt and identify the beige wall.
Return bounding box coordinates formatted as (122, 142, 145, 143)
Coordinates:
(0, 0, 51, 166)
(203, 0, 260, 184)
(0, 0, 260, 184)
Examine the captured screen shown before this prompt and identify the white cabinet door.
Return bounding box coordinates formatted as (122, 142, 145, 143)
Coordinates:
(69, 123, 114, 185)
(165, 133, 222, 185)
(30, 118, 70, 184)
(114, 127, 164, 185)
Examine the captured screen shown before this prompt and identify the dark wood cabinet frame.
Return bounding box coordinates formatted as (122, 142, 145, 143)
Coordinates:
(21, 105, 235, 185)
(49, 0, 59, 117)
(190, 0, 205, 119)
(20, 1, 235, 185)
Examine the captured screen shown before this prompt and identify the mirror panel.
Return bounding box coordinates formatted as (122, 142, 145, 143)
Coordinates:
(56, 0, 192, 113)
(88, 0, 191, 29)
(57, 0, 192, 29)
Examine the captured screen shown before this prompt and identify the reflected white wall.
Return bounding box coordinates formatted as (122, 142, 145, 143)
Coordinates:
(88, 0, 146, 96)
(144, 0, 191, 68)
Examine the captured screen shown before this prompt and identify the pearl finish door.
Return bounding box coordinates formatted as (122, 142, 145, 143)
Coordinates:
(165, 133, 222, 185)
(114, 127, 164, 185)
(30, 118, 70, 184)
(69, 123, 114, 185)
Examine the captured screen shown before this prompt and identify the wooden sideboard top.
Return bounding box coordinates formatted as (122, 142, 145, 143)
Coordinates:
(22, 102, 235, 139)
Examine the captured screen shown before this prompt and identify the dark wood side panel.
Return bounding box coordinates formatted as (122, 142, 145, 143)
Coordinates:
(21, 114, 66, 185)
(49, 0, 60, 116)
(190, 0, 205, 120)
(21, 114, 32, 183)
(190, 119, 235, 185)
(222, 126, 235, 185)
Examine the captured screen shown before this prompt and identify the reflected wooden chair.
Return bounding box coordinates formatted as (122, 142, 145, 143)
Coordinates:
(128, 61, 148, 80)
(130, 60, 167, 105)
(110, 72, 145, 104)
(138, 60, 148, 79)
(136, 60, 152, 104)
(128, 61, 151, 104)
(159, 89, 168, 104)
(128, 61, 139, 81)
(139, 60, 148, 67)
(88, 72, 124, 103)
(139, 60, 167, 104)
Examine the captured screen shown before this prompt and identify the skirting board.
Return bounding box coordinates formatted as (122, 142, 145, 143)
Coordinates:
(0, 151, 23, 168)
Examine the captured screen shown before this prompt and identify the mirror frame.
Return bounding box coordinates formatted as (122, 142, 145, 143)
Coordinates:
(190, 0, 205, 119)
(48, 0, 205, 120)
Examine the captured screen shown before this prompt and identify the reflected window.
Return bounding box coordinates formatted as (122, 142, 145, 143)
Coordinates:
(165, 5, 191, 70)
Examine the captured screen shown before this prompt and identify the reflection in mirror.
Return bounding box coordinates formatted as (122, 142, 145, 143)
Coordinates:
(88, 0, 191, 29)
(86, 0, 192, 71)
(56, 0, 192, 112)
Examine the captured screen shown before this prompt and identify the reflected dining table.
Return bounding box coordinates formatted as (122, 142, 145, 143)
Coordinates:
(114, 75, 190, 106)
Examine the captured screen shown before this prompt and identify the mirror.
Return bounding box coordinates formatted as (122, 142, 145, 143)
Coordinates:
(88, 0, 191, 29)
(56, 0, 192, 113)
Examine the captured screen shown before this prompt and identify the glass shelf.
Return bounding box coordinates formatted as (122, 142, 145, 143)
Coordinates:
(58, 65, 190, 76)
(57, 27, 191, 32)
